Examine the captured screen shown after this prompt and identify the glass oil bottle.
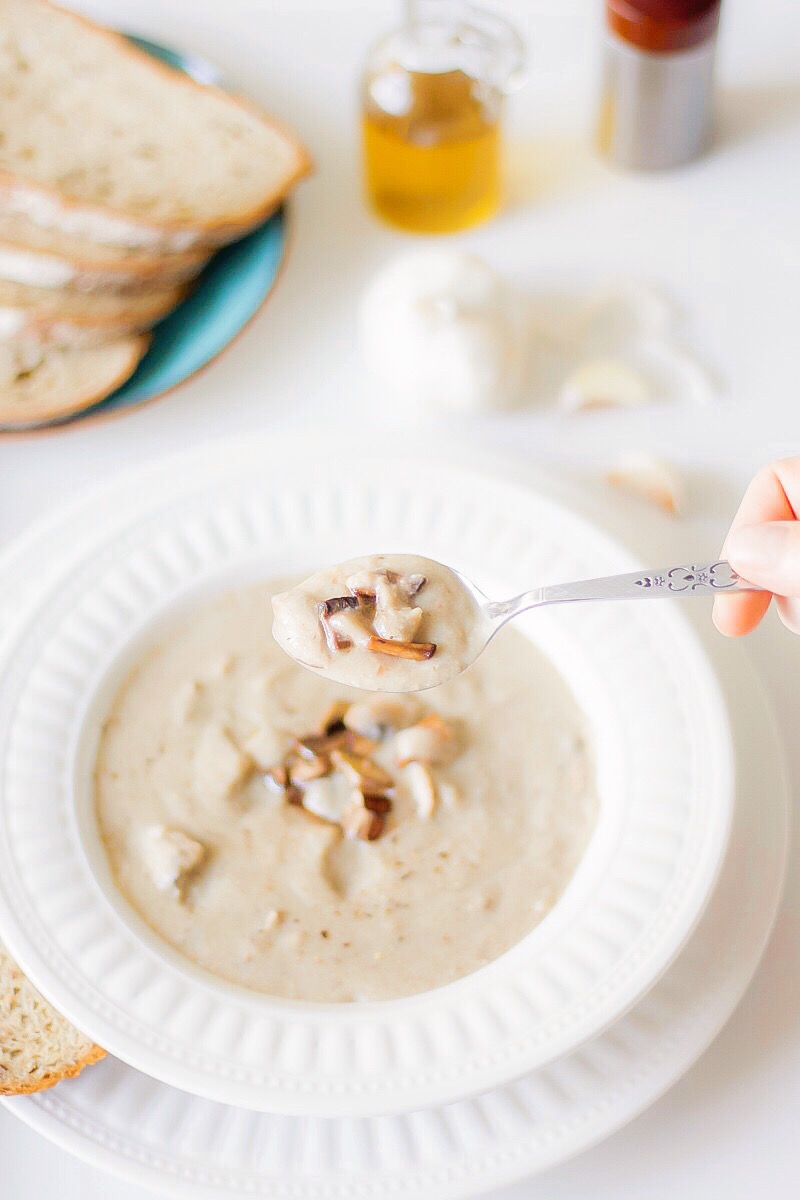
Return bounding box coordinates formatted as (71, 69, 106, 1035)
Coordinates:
(362, 0, 523, 234)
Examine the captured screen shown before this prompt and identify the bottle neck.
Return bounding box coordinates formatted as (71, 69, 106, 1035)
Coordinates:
(405, 0, 466, 40)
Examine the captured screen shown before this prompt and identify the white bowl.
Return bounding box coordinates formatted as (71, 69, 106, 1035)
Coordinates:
(0, 436, 734, 1116)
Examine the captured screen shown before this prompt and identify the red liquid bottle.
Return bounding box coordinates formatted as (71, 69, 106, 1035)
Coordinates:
(597, 0, 722, 169)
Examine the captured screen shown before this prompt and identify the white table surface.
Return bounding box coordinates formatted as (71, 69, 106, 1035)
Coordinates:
(2, 1, 799, 1196)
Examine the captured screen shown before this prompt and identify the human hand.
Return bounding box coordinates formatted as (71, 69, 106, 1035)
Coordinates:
(713, 458, 800, 637)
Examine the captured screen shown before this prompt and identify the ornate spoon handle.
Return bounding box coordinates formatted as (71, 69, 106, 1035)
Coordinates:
(539, 560, 761, 606)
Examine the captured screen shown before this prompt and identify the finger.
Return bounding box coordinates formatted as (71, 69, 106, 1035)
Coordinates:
(725, 459, 800, 533)
(725, 521, 800, 594)
(712, 590, 771, 637)
(777, 596, 800, 635)
(713, 460, 800, 637)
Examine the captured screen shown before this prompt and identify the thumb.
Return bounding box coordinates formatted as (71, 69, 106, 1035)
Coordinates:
(726, 521, 800, 595)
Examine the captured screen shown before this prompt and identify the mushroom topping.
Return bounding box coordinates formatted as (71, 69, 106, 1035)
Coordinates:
(287, 754, 330, 785)
(341, 800, 385, 841)
(361, 792, 392, 814)
(404, 761, 437, 819)
(318, 568, 435, 661)
(394, 714, 457, 767)
(344, 694, 422, 739)
(263, 698, 462, 840)
(366, 636, 437, 660)
(140, 825, 206, 898)
(300, 774, 352, 823)
(372, 573, 424, 642)
(272, 554, 487, 691)
(319, 597, 365, 652)
(317, 701, 350, 736)
(295, 729, 377, 758)
(264, 763, 289, 792)
(330, 748, 394, 794)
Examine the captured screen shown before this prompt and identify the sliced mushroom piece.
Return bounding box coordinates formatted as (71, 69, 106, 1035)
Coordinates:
(327, 606, 373, 652)
(366, 635, 436, 660)
(394, 714, 457, 767)
(344, 731, 381, 757)
(287, 754, 330, 785)
(318, 596, 361, 651)
(299, 774, 352, 823)
(264, 764, 289, 793)
(404, 761, 437, 819)
(373, 574, 424, 642)
(345, 570, 381, 600)
(320, 595, 360, 617)
(360, 792, 392, 814)
(341, 802, 385, 841)
(373, 604, 423, 643)
(344, 694, 422, 739)
(317, 700, 350, 736)
(296, 728, 377, 759)
(296, 729, 347, 757)
(330, 748, 394, 793)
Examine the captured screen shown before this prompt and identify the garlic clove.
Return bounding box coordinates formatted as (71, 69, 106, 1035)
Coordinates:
(606, 452, 683, 515)
(560, 357, 651, 412)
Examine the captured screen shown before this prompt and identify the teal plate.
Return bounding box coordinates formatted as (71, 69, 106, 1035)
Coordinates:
(103, 206, 287, 413)
(30, 35, 289, 429)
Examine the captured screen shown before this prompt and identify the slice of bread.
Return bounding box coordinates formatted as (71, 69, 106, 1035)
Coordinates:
(0, 278, 186, 346)
(0, 336, 148, 428)
(0, 941, 105, 1095)
(0, 210, 208, 293)
(0, 0, 311, 251)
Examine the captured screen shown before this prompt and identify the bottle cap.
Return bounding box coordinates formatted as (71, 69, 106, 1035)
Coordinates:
(606, 0, 721, 53)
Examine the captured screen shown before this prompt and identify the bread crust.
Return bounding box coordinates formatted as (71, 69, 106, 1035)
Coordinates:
(0, 335, 149, 427)
(0, 1, 312, 250)
(0, 1043, 106, 1096)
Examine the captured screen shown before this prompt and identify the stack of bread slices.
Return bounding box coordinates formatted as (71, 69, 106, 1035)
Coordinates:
(0, 0, 310, 427)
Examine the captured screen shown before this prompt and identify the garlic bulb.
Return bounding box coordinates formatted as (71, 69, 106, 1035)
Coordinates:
(360, 250, 527, 415)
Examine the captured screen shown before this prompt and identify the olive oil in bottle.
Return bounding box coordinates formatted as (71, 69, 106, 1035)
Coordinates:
(362, 1, 522, 235)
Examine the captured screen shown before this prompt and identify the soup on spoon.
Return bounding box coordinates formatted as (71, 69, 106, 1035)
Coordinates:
(271, 554, 485, 692)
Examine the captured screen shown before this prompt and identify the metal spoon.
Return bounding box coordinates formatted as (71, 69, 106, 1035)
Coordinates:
(413, 557, 761, 693)
(275, 558, 760, 694)
(481, 558, 759, 624)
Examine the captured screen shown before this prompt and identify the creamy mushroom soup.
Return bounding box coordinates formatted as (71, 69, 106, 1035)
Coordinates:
(272, 554, 486, 692)
(95, 579, 597, 1002)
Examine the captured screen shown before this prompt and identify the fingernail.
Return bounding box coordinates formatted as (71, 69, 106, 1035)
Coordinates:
(727, 523, 789, 571)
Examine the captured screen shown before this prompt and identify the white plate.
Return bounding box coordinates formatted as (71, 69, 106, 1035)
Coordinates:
(0, 436, 733, 1116)
(1, 602, 788, 1198)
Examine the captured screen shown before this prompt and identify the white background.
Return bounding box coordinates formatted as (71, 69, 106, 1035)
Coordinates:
(1, 1, 799, 1196)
